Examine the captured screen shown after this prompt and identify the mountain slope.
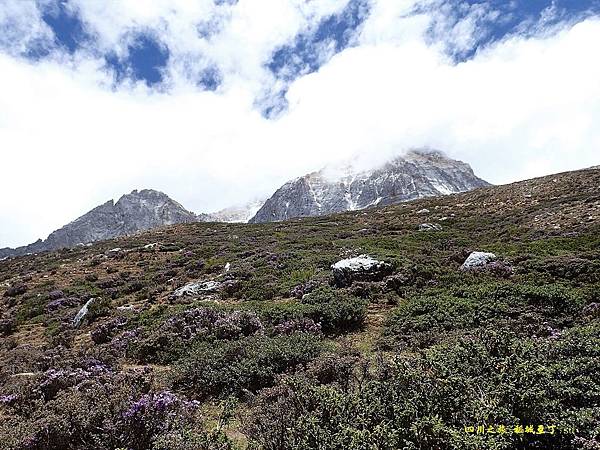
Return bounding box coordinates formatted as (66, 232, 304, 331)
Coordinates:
(0, 167, 599, 449)
(0, 189, 199, 258)
(250, 149, 489, 223)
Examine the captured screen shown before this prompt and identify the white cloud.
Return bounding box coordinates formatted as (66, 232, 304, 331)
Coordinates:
(0, 1, 599, 247)
(0, 0, 51, 55)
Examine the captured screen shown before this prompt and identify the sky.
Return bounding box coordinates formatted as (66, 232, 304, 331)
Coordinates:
(1, 0, 600, 248)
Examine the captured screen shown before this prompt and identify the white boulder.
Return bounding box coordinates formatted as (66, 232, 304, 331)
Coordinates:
(461, 252, 497, 271)
(174, 280, 223, 297)
(331, 255, 392, 287)
(73, 298, 95, 328)
(419, 223, 443, 232)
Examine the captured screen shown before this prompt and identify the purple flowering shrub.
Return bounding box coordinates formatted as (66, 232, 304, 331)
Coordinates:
(46, 296, 80, 312)
(212, 310, 264, 339)
(39, 362, 111, 400)
(0, 362, 124, 449)
(110, 327, 142, 354)
(120, 390, 200, 450)
(0, 393, 18, 405)
(129, 307, 264, 363)
(273, 318, 322, 335)
(0, 357, 222, 450)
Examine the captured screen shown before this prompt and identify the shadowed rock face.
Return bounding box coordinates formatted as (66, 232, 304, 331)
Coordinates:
(249, 149, 490, 223)
(0, 189, 199, 258)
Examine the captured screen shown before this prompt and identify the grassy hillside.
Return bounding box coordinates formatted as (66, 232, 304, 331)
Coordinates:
(1, 168, 599, 450)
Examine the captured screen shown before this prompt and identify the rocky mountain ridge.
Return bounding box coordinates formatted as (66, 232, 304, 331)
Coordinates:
(249, 149, 490, 223)
(0, 189, 199, 259)
(1, 150, 489, 257)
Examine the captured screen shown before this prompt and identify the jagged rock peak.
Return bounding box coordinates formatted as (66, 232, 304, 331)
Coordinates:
(0, 189, 199, 258)
(250, 149, 490, 223)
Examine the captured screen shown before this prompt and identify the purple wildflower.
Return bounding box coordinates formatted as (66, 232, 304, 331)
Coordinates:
(122, 390, 198, 419)
(0, 394, 18, 405)
(274, 318, 322, 335)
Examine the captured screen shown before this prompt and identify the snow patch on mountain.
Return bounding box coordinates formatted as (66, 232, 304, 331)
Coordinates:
(250, 149, 490, 223)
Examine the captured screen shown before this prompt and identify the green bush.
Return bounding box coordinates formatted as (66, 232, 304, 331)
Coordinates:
(245, 328, 600, 450)
(300, 286, 368, 332)
(382, 282, 586, 349)
(243, 287, 367, 334)
(173, 333, 324, 399)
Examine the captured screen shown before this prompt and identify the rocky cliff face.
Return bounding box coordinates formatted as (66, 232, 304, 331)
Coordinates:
(250, 149, 490, 223)
(0, 189, 199, 258)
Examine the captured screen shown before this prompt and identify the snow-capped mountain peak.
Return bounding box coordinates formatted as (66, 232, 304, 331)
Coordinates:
(249, 149, 490, 223)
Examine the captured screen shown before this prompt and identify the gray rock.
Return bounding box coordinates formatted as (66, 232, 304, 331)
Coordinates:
(73, 298, 94, 328)
(461, 252, 497, 271)
(250, 149, 490, 223)
(419, 223, 443, 231)
(116, 305, 137, 312)
(331, 255, 393, 287)
(416, 208, 430, 215)
(48, 290, 64, 300)
(174, 280, 223, 297)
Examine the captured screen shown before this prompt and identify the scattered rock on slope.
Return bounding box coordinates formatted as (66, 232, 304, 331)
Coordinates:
(460, 252, 497, 271)
(73, 298, 95, 328)
(173, 280, 224, 298)
(331, 255, 393, 287)
(419, 223, 443, 231)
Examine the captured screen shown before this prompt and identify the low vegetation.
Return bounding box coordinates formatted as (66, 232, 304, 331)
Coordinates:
(0, 168, 599, 449)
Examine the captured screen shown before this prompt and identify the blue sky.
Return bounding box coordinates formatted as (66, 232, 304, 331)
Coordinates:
(10, 0, 600, 100)
(0, 0, 600, 247)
